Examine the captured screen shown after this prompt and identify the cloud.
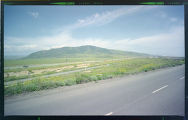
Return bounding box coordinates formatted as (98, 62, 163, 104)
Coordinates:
(28, 12, 39, 18)
(157, 11, 180, 23)
(5, 6, 184, 57)
(5, 25, 184, 57)
(158, 11, 167, 18)
(65, 6, 158, 31)
(170, 17, 178, 22)
(5, 44, 38, 56)
(110, 26, 184, 57)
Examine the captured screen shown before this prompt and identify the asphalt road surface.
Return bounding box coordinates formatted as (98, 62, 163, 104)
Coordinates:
(4, 65, 185, 116)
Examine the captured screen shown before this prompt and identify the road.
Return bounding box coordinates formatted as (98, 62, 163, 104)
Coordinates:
(4, 65, 185, 116)
(5, 65, 104, 85)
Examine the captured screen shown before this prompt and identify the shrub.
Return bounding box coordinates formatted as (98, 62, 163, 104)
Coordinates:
(102, 74, 113, 80)
(75, 74, 91, 84)
(28, 69, 33, 74)
(64, 78, 76, 86)
(96, 75, 103, 80)
(55, 81, 65, 86)
(5, 58, 185, 96)
(89, 75, 98, 81)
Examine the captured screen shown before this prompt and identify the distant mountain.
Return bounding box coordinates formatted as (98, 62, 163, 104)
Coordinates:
(5, 55, 25, 60)
(25, 45, 152, 59)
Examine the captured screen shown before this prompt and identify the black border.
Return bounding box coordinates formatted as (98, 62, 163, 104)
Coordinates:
(2, 116, 186, 120)
(1, 1, 187, 120)
(0, 0, 186, 5)
(1, 1, 4, 120)
(185, 5, 188, 120)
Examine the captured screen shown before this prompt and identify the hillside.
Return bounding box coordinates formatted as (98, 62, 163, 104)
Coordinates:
(25, 45, 151, 59)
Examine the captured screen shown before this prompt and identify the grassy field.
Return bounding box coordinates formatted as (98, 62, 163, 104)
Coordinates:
(4, 57, 184, 96)
(4, 57, 115, 67)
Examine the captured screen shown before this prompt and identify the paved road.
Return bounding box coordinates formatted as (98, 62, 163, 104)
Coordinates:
(4, 65, 185, 116)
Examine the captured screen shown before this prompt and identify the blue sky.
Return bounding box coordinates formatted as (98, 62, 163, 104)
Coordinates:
(4, 5, 184, 57)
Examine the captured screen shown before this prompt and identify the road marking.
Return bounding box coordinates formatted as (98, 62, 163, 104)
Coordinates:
(152, 85, 168, 93)
(105, 112, 113, 115)
(180, 76, 184, 79)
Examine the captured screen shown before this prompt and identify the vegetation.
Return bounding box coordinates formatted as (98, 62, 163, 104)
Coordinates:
(4, 61, 108, 82)
(4, 58, 184, 96)
(5, 57, 101, 67)
(4, 46, 184, 96)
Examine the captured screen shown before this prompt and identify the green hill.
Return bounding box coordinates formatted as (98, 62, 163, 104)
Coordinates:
(25, 45, 151, 59)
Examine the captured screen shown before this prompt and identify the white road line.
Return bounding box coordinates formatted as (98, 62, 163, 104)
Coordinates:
(180, 76, 184, 79)
(105, 112, 113, 115)
(152, 85, 168, 94)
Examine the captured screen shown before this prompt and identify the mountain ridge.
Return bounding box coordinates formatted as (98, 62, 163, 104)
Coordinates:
(25, 45, 152, 59)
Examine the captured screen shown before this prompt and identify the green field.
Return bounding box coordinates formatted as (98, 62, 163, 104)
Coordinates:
(4, 57, 184, 96)
(4, 57, 108, 67)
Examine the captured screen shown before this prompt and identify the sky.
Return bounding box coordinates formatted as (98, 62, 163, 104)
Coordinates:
(4, 5, 184, 57)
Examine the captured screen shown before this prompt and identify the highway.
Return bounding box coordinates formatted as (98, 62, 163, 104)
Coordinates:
(4, 65, 185, 116)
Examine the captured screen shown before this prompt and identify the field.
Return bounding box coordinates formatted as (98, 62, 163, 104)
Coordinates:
(4, 57, 184, 96)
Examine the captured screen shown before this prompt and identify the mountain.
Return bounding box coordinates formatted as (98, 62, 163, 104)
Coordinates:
(25, 45, 151, 59)
(4, 55, 26, 60)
